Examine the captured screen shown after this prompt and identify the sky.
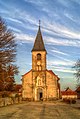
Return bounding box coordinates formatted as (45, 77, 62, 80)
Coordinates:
(0, 0, 80, 90)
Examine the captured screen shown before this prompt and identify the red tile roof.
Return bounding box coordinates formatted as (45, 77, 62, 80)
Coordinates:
(61, 91, 77, 95)
(61, 88, 77, 95)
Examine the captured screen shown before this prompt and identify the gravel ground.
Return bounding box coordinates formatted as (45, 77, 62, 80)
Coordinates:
(0, 100, 80, 119)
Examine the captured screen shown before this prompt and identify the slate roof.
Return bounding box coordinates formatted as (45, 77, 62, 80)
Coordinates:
(31, 26, 46, 52)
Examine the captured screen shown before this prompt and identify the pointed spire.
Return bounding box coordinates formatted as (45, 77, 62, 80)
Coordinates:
(31, 20, 46, 52)
(39, 20, 40, 27)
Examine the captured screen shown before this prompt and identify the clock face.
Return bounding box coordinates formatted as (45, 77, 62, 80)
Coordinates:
(37, 61, 41, 65)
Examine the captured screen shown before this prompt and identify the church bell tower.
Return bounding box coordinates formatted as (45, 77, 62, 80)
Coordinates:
(31, 21, 47, 71)
(31, 21, 47, 101)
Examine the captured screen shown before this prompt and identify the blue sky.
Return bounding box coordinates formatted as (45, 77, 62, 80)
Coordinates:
(0, 0, 80, 90)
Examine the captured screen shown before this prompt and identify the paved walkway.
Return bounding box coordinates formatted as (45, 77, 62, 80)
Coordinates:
(0, 101, 80, 119)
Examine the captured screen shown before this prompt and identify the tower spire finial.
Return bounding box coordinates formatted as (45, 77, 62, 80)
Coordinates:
(39, 20, 41, 27)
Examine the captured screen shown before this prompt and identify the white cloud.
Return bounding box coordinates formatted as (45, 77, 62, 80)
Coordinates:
(50, 49, 69, 56)
(2, 0, 80, 48)
(7, 17, 22, 24)
(64, 13, 76, 22)
(44, 36, 80, 47)
(16, 33, 34, 43)
(60, 27, 80, 39)
(18, 10, 37, 26)
(8, 26, 22, 33)
(3, 7, 38, 27)
(43, 20, 80, 40)
(54, 68, 75, 73)
(47, 60, 76, 74)
(47, 60, 75, 66)
(7, 9, 80, 48)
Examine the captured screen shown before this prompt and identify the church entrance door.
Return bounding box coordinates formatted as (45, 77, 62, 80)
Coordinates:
(37, 88, 43, 101)
(40, 92, 43, 100)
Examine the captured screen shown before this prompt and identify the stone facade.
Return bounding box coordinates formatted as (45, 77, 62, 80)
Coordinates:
(22, 25, 60, 101)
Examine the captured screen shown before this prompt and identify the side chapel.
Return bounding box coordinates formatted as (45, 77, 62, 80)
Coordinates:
(22, 23, 61, 101)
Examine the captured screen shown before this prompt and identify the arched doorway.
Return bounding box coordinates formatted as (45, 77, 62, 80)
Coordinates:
(37, 88, 43, 101)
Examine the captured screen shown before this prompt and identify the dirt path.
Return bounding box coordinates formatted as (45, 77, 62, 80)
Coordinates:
(0, 101, 80, 119)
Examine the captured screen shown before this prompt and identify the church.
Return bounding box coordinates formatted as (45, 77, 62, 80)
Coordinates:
(22, 24, 61, 101)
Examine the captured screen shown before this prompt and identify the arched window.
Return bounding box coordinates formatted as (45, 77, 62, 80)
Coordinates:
(36, 65, 42, 71)
(37, 53, 41, 60)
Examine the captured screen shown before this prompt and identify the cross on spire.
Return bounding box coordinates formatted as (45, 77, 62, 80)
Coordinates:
(39, 20, 41, 27)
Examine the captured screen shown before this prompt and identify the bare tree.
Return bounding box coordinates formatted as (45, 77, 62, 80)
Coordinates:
(0, 17, 18, 92)
(73, 59, 80, 86)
